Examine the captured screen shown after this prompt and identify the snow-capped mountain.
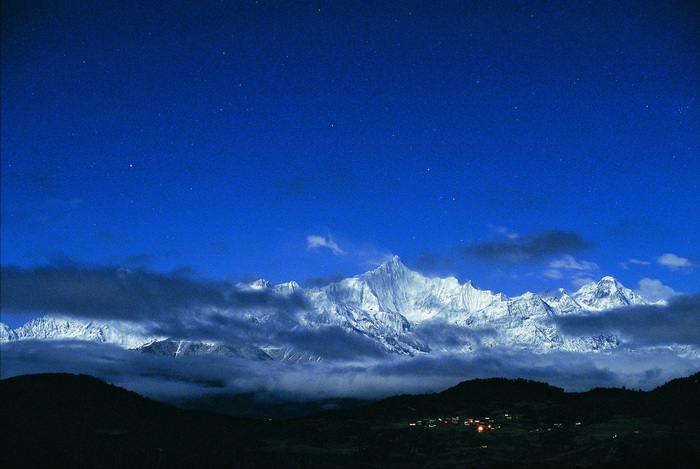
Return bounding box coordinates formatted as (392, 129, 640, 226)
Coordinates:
(2, 316, 156, 349)
(571, 276, 650, 311)
(0, 322, 15, 341)
(0, 257, 656, 359)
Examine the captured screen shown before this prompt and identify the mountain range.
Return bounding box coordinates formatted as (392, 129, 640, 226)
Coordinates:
(1, 257, 666, 361)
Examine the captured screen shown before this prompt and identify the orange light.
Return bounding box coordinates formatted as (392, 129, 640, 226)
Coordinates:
(477, 425, 485, 433)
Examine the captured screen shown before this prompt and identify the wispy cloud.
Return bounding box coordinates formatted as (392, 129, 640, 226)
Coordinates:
(487, 224, 519, 240)
(548, 255, 598, 272)
(356, 245, 395, 268)
(306, 234, 346, 255)
(620, 258, 652, 269)
(543, 254, 599, 287)
(569, 276, 597, 289)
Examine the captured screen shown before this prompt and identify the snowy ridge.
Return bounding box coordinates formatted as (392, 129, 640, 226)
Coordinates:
(1, 257, 658, 359)
(3, 316, 156, 349)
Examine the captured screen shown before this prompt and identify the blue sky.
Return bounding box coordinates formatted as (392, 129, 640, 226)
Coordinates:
(2, 0, 698, 314)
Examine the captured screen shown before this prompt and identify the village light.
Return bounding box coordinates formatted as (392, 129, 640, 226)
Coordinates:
(477, 425, 485, 433)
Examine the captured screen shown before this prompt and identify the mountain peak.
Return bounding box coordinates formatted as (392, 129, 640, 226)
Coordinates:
(572, 276, 648, 311)
(368, 255, 410, 276)
(386, 255, 404, 266)
(274, 281, 301, 295)
(464, 279, 481, 290)
(241, 279, 272, 290)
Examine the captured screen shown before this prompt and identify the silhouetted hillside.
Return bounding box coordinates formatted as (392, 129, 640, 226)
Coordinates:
(346, 377, 565, 421)
(649, 371, 700, 422)
(2, 372, 699, 468)
(0, 373, 270, 468)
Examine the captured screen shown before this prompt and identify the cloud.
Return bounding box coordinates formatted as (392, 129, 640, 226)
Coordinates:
(487, 224, 519, 240)
(548, 255, 598, 271)
(272, 326, 387, 360)
(570, 276, 596, 289)
(620, 258, 652, 269)
(2, 264, 698, 419)
(306, 234, 346, 255)
(410, 229, 592, 277)
(554, 295, 700, 347)
(355, 245, 395, 268)
(3, 339, 697, 417)
(656, 253, 693, 271)
(544, 254, 599, 286)
(0, 264, 309, 334)
(635, 278, 680, 302)
(543, 269, 564, 280)
(412, 319, 496, 350)
(466, 230, 592, 264)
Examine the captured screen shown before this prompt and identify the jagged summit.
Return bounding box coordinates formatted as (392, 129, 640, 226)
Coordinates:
(388, 254, 404, 264)
(368, 257, 486, 290)
(572, 276, 649, 311)
(364, 255, 411, 276)
(464, 279, 481, 290)
(248, 279, 272, 290)
(273, 280, 301, 294)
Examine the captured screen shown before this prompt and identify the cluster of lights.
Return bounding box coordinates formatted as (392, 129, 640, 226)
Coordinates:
(409, 416, 502, 432)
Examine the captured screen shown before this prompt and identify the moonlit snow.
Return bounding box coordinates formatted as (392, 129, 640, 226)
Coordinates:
(2, 257, 697, 407)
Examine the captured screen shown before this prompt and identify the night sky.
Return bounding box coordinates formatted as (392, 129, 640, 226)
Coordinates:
(2, 0, 699, 325)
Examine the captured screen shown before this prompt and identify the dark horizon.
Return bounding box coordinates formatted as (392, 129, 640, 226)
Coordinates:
(3, 371, 699, 468)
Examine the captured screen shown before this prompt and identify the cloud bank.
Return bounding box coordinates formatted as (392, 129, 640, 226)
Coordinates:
(413, 229, 594, 277)
(1, 339, 697, 415)
(554, 295, 700, 347)
(0, 265, 310, 341)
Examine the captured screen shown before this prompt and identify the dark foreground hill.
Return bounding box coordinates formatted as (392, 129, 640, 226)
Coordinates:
(2, 372, 699, 468)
